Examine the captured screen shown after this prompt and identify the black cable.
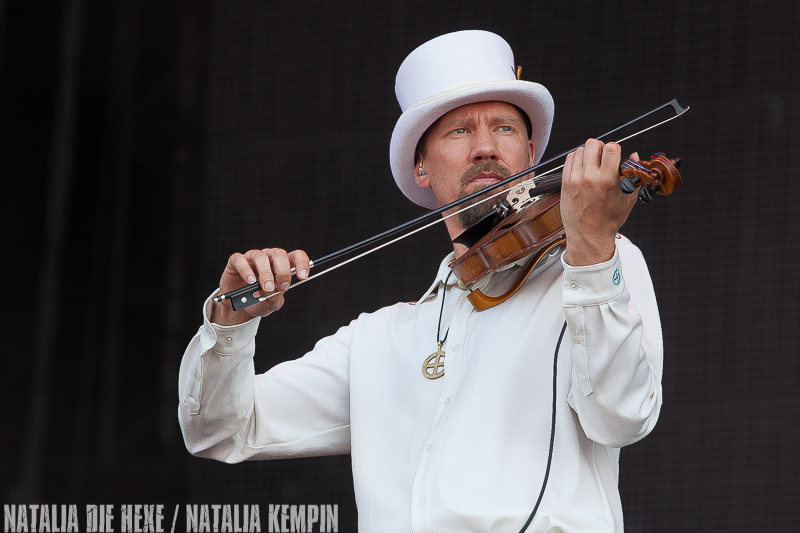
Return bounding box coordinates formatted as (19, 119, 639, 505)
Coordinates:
(518, 320, 568, 533)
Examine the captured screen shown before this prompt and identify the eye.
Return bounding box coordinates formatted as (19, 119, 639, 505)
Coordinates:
(497, 125, 513, 132)
(452, 128, 468, 135)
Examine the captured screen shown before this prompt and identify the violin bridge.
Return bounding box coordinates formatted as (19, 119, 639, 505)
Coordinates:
(504, 183, 539, 213)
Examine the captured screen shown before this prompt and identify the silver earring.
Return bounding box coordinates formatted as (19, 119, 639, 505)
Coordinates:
(418, 157, 427, 177)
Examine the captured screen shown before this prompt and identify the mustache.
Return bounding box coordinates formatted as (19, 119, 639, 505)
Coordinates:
(460, 161, 511, 187)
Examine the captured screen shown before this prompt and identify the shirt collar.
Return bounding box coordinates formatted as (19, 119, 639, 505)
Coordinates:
(416, 252, 459, 304)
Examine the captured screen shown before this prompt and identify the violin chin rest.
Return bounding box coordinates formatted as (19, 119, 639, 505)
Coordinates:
(452, 210, 505, 248)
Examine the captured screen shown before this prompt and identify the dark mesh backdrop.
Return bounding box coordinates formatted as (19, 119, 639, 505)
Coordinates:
(189, 0, 800, 530)
(3, 0, 794, 531)
(181, 1, 800, 531)
(175, 0, 800, 530)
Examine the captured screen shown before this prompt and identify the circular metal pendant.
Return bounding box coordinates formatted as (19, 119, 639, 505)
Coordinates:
(422, 350, 446, 379)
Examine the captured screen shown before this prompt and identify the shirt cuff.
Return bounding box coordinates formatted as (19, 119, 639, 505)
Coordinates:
(199, 291, 262, 356)
(561, 249, 625, 306)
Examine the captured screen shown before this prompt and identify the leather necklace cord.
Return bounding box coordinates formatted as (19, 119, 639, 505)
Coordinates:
(422, 270, 455, 380)
(436, 270, 455, 348)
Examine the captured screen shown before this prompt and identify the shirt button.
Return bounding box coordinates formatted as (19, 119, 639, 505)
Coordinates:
(451, 344, 460, 351)
(569, 281, 579, 290)
(225, 336, 234, 343)
(444, 398, 451, 406)
(573, 334, 581, 344)
(417, 498, 425, 507)
(194, 372, 201, 381)
(425, 444, 433, 452)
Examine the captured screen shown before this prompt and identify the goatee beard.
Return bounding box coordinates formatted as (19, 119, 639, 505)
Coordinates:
(456, 196, 499, 229)
(455, 161, 510, 228)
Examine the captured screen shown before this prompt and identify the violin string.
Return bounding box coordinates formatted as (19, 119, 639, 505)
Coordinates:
(220, 101, 689, 304)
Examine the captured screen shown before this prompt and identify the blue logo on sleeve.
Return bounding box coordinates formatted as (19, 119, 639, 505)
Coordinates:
(612, 268, 621, 285)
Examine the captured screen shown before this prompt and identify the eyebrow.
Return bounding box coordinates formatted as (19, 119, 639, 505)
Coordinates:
(490, 115, 526, 125)
(437, 115, 525, 131)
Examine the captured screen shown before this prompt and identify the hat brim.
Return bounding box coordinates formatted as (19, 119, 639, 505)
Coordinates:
(390, 80, 554, 209)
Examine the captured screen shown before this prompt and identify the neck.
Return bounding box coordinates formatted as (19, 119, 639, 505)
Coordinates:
(452, 241, 468, 259)
(442, 216, 469, 258)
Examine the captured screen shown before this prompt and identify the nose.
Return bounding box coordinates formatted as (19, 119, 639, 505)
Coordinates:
(470, 126, 499, 162)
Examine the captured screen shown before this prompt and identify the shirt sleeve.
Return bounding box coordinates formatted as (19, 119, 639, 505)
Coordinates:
(561, 236, 663, 448)
(178, 293, 352, 462)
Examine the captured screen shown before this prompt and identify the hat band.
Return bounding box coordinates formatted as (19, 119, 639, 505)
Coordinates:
(402, 79, 526, 113)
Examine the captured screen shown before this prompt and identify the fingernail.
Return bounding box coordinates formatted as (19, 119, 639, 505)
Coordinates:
(298, 269, 308, 279)
(264, 281, 274, 291)
(280, 281, 290, 291)
(247, 275, 256, 283)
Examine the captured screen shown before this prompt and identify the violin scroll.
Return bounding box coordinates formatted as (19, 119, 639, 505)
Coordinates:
(619, 153, 682, 202)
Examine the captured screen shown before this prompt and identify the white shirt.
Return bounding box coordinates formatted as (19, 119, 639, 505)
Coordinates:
(179, 235, 663, 533)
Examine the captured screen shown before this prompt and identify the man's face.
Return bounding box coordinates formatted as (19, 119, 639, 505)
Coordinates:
(414, 101, 535, 231)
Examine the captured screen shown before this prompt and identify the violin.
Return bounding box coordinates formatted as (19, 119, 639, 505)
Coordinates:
(214, 100, 688, 312)
(452, 153, 682, 310)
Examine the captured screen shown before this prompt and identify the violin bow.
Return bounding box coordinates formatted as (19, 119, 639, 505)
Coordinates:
(216, 99, 689, 310)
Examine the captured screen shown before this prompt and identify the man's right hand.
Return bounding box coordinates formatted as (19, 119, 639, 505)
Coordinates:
(211, 248, 311, 326)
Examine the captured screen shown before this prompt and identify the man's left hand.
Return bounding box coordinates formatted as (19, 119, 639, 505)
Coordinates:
(560, 139, 638, 266)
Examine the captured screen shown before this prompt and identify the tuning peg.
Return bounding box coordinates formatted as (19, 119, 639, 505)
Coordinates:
(619, 176, 640, 194)
(638, 182, 662, 202)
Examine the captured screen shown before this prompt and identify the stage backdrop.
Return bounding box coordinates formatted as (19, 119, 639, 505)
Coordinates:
(1, 0, 798, 532)
(193, 0, 799, 530)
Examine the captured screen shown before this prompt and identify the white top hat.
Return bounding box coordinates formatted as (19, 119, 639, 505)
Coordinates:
(390, 30, 555, 209)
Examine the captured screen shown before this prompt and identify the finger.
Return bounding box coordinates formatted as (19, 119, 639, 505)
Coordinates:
(242, 290, 285, 318)
(227, 252, 257, 286)
(583, 138, 604, 169)
(288, 250, 311, 280)
(266, 248, 292, 292)
(250, 291, 285, 317)
(601, 142, 622, 175)
(563, 151, 574, 182)
(630, 152, 639, 161)
(247, 249, 275, 292)
(261, 292, 285, 314)
(571, 146, 585, 183)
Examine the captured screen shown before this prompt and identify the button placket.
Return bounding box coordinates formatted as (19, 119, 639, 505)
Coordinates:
(410, 288, 469, 532)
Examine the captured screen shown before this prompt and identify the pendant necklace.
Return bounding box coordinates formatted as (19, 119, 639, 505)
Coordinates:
(422, 271, 453, 380)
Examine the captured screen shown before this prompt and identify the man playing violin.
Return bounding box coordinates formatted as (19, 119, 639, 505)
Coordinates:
(179, 30, 662, 533)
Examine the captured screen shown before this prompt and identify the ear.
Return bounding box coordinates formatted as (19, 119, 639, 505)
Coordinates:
(528, 140, 536, 166)
(414, 160, 430, 188)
